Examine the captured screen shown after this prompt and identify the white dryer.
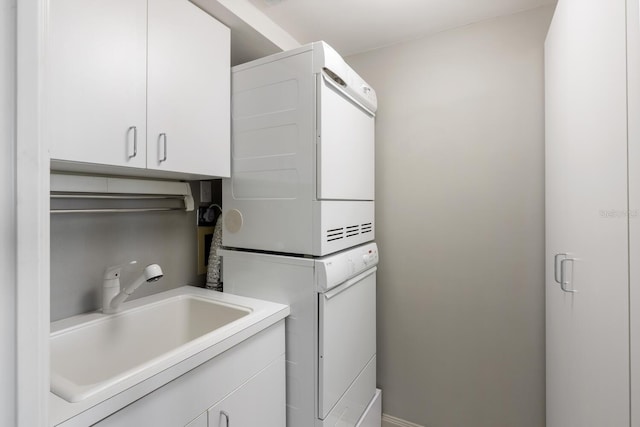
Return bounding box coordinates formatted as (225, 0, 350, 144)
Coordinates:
(222, 41, 377, 256)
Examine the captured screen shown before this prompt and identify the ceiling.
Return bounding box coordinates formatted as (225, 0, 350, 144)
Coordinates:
(248, 0, 557, 56)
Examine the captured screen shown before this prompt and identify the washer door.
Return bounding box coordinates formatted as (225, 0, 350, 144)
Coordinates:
(318, 268, 376, 419)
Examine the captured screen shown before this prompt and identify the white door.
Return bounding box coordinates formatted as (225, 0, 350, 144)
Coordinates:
(47, 0, 147, 168)
(317, 74, 375, 201)
(628, 1, 640, 425)
(147, 0, 230, 177)
(207, 357, 286, 427)
(545, 1, 629, 426)
(184, 412, 207, 427)
(318, 269, 376, 419)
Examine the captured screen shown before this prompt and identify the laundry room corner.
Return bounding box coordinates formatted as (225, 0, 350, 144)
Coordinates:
(346, 6, 553, 427)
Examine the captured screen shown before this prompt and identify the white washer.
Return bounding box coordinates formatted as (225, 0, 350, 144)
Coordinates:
(220, 242, 380, 426)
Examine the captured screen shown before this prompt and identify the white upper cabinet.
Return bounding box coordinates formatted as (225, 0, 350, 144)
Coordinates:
(46, 0, 230, 179)
(147, 0, 230, 177)
(47, 0, 148, 169)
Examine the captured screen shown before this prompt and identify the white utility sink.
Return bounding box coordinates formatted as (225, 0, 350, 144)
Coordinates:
(50, 286, 269, 404)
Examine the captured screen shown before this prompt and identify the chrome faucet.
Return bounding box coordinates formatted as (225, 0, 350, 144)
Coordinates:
(103, 261, 164, 314)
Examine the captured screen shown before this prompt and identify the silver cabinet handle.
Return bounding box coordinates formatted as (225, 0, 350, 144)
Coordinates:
(159, 133, 167, 163)
(560, 257, 577, 293)
(554, 253, 567, 284)
(128, 126, 138, 158)
(220, 411, 230, 427)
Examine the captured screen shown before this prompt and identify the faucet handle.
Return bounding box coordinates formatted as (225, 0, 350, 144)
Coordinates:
(104, 260, 138, 280)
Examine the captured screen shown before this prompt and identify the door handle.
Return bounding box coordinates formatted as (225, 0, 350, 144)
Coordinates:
(128, 126, 137, 159)
(560, 257, 577, 293)
(220, 410, 230, 427)
(159, 133, 167, 163)
(554, 253, 567, 284)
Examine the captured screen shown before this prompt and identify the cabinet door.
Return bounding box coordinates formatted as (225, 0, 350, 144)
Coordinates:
(545, 1, 629, 426)
(629, 1, 640, 425)
(147, 0, 230, 177)
(47, 0, 147, 168)
(208, 356, 285, 427)
(185, 412, 207, 427)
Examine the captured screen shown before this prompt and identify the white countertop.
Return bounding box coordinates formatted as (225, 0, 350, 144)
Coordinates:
(49, 286, 289, 426)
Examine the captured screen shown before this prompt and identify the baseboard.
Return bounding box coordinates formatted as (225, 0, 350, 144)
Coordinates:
(382, 413, 425, 427)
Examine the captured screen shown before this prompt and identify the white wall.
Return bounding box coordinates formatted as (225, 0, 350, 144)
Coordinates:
(50, 202, 202, 320)
(347, 6, 553, 426)
(0, 0, 16, 424)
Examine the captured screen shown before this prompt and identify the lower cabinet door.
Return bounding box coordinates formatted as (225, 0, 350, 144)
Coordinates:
(208, 355, 286, 427)
(185, 412, 207, 427)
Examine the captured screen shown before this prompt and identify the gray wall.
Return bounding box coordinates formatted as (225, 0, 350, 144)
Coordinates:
(50, 186, 204, 321)
(0, 0, 16, 424)
(347, 6, 552, 427)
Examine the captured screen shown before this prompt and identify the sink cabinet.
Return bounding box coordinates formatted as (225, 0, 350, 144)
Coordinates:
(207, 354, 285, 427)
(185, 413, 207, 427)
(46, 0, 230, 179)
(91, 321, 285, 427)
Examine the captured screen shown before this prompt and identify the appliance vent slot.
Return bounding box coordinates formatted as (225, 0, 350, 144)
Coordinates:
(361, 223, 373, 234)
(326, 227, 344, 242)
(346, 224, 360, 237)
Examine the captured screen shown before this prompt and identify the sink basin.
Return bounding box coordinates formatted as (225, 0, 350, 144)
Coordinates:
(50, 292, 251, 403)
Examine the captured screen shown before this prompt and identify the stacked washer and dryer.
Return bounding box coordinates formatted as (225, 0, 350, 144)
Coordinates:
(220, 41, 381, 427)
